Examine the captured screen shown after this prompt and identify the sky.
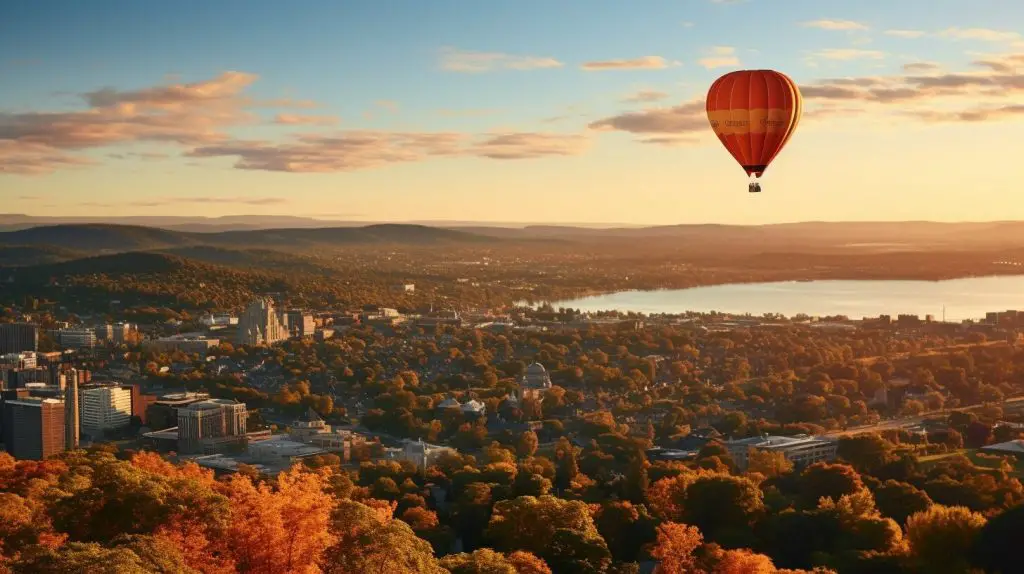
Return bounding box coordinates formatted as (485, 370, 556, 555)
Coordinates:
(2, 0, 1024, 225)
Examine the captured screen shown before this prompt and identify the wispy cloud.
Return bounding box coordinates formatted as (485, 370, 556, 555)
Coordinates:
(273, 113, 339, 126)
(588, 47, 1024, 145)
(697, 46, 739, 69)
(439, 47, 563, 72)
(622, 90, 669, 103)
(885, 29, 926, 38)
(801, 19, 868, 31)
(580, 56, 672, 71)
(79, 196, 290, 208)
(810, 48, 885, 60)
(186, 130, 589, 172)
(938, 27, 1020, 42)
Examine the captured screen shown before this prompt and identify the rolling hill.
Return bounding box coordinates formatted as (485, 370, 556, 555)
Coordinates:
(0, 223, 500, 258)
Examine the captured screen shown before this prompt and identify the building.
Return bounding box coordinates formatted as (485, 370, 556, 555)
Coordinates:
(64, 373, 79, 450)
(79, 385, 133, 439)
(1, 352, 37, 369)
(52, 328, 97, 349)
(145, 392, 210, 430)
(200, 314, 238, 327)
(398, 438, 456, 470)
(177, 399, 248, 454)
(236, 298, 290, 346)
(724, 434, 838, 471)
(391, 283, 415, 293)
(248, 435, 327, 466)
(284, 311, 315, 338)
(145, 335, 220, 354)
(2, 397, 64, 460)
(0, 323, 37, 355)
(519, 362, 552, 400)
(288, 408, 364, 461)
(125, 384, 157, 425)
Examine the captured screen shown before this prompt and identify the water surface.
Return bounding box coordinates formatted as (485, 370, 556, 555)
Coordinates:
(550, 276, 1024, 321)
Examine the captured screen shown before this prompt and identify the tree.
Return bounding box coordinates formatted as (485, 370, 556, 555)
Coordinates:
(593, 501, 657, 563)
(798, 463, 865, 509)
(681, 475, 764, 544)
(746, 449, 793, 479)
(517, 431, 539, 459)
(545, 528, 613, 574)
(485, 495, 600, 557)
(836, 434, 894, 474)
(506, 551, 552, 574)
(970, 503, 1024, 574)
(440, 549, 517, 574)
(324, 499, 445, 574)
(649, 522, 702, 574)
(872, 480, 932, 526)
(906, 505, 986, 574)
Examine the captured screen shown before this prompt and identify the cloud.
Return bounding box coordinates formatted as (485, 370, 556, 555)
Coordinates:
(0, 71, 263, 174)
(468, 133, 588, 159)
(681, 21, 695, 28)
(698, 46, 739, 69)
(273, 113, 339, 126)
(622, 90, 669, 103)
(0, 141, 94, 175)
(902, 62, 941, 73)
(588, 47, 1024, 144)
(589, 100, 707, 136)
(79, 196, 289, 208)
(107, 151, 171, 160)
(638, 136, 701, 146)
(885, 29, 926, 38)
(904, 104, 1024, 123)
(186, 130, 588, 172)
(581, 56, 671, 71)
(810, 49, 885, 60)
(802, 19, 868, 31)
(375, 100, 399, 111)
(439, 47, 563, 72)
(938, 27, 1020, 42)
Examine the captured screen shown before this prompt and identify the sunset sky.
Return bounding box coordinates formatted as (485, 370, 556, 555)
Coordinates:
(2, 0, 1024, 225)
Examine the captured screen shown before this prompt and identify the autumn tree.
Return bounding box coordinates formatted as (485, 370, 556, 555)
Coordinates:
(650, 522, 703, 574)
(906, 505, 986, 574)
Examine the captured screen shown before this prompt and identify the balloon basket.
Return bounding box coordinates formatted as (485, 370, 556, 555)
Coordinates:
(748, 182, 761, 193)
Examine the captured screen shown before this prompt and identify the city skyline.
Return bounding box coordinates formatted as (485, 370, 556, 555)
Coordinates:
(3, 0, 1024, 224)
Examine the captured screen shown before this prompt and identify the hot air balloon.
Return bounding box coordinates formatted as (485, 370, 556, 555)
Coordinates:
(705, 69, 802, 193)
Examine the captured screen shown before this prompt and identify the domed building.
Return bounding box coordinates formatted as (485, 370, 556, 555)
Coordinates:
(519, 362, 552, 400)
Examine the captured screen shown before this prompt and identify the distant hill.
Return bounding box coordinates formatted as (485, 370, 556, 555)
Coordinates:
(0, 223, 500, 255)
(0, 245, 84, 267)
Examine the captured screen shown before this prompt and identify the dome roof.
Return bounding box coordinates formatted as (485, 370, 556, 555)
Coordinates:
(437, 397, 461, 408)
(526, 362, 547, 374)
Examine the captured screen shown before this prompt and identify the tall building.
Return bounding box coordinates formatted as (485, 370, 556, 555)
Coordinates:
(52, 328, 97, 349)
(286, 311, 315, 338)
(78, 385, 132, 439)
(64, 372, 79, 450)
(236, 298, 289, 346)
(0, 323, 38, 355)
(519, 362, 552, 400)
(2, 397, 64, 460)
(177, 399, 248, 454)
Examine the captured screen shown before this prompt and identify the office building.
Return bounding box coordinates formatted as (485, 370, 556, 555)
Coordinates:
(286, 311, 315, 338)
(79, 385, 132, 439)
(2, 397, 64, 460)
(236, 298, 289, 346)
(725, 434, 838, 471)
(177, 398, 248, 454)
(64, 373, 79, 450)
(52, 328, 97, 349)
(0, 323, 37, 355)
(145, 335, 220, 354)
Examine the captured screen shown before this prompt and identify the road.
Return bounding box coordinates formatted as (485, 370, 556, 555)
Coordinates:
(821, 395, 1024, 438)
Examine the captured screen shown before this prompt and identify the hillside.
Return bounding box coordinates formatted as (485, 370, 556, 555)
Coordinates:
(0, 245, 84, 266)
(0, 223, 500, 256)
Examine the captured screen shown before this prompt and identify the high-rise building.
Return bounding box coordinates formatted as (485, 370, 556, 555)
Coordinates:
(64, 373, 79, 450)
(0, 323, 38, 355)
(78, 385, 132, 439)
(286, 311, 315, 338)
(236, 298, 289, 346)
(177, 398, 248, 454)
(2, 397, 64, 460)
(52, 328, 97, 349)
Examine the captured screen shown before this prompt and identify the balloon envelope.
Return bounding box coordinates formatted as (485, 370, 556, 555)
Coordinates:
(705, 69, 802, 178)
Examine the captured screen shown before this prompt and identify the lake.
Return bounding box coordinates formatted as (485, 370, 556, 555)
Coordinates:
(549, 276, 1024, 321)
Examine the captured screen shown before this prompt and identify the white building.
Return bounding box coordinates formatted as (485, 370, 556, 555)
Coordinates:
(249, 435, 327, 466)
(236, 298, 289, 346)
(78, 385, 132, 438)
(200, 314, 238, 327)
(519, 362, 552, 400)
(399, 439, 456, 470)
(725, 434, 838, 470)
